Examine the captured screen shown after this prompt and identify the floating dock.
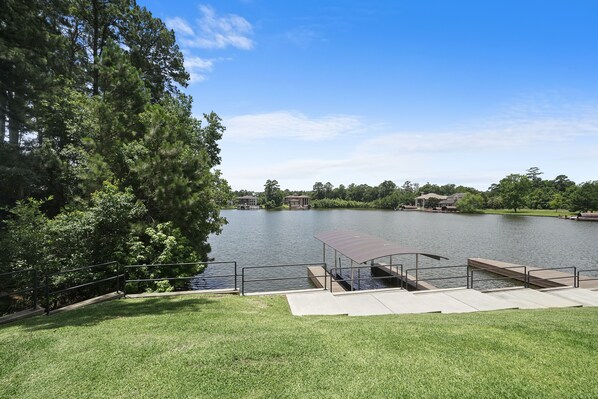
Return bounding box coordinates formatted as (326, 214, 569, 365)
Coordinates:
(468, 258, 598, 289)
(307, 265, 348, 293)
(371, 264, 437, 290)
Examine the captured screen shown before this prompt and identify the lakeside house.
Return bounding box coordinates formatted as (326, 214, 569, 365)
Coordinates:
(283, 195, 311, 209)
(237, 195, 259, 210)
(439, 193, 467, 211)
(415, 193, 447, 208)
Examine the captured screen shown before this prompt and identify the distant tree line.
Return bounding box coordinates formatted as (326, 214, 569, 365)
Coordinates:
(235, 167, 597, 213)
(0, 1, 231, 292)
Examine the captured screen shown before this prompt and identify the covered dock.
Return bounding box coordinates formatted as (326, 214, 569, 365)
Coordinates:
(314, 230, 448, 291)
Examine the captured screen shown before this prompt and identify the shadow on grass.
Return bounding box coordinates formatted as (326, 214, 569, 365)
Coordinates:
(20, 296, 216, 331)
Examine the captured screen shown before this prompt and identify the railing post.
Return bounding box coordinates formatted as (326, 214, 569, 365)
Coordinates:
(33, 269, 38, 310)
(123, 266, 128, 297)
(573, 267, 577, 288)
(471, 269, 474, 289)
(523, 267, 528, 288)
(44, 269, 50, 315)
(115, 262, 120, 294)
(234, 261, 238, 291)
(241, 268, 245, 296)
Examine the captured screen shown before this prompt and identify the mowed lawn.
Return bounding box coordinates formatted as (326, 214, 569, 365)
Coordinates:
(1, 294, 597, 398)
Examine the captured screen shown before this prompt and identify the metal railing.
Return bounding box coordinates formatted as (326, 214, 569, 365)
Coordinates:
(576, 269, 598, 288)
(527, 266, 578, 288)
(45, 261, 121, 314)
(241, 263, 327, 295)
(333, 263, 404, 292)
(470, 265, 528, 289)
(124, 261, 237, 294)
(405, 265, 469, 290)
(0, 268, 39, 315)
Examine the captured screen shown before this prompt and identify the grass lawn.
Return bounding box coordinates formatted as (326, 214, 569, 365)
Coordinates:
(482, 209, 575, 217)
(1, 294, 598, 398)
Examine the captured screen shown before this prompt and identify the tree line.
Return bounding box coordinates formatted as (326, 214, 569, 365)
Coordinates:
(0, 1, 231, 291)
(237, 167, 597, 212)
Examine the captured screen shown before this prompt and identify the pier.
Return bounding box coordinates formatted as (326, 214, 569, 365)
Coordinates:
(468, 258, 598, 289)
(371, 263, 437, 290)
(307, 265, 348, 293)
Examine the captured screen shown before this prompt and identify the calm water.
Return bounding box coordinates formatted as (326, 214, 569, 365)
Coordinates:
(197, 209, 598, 292)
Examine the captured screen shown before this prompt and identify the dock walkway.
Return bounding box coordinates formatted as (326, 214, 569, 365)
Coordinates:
(468, 258, 598, 289)
(286, 286, 598, 316)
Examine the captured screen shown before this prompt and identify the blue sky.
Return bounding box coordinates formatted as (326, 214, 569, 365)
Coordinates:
(139, 0, 598, 191)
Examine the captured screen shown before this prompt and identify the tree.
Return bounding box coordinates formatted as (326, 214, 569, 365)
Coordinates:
(456, 193, 484, 213)
(568, 181, 598, 212)
(499, 174, 532, 212)
(377, 180, 397, 199)
(526, 166, 543, 187)
(312, 182, 325, 200)
(264, 179, 283, 208)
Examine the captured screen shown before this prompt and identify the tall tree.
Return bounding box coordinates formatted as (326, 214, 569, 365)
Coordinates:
(499, 174, 531, 212)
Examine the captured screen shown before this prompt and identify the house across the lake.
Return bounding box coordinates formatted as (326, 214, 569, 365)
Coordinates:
(284, 195, 310, 210)
(237, 196, 260, 210)
(415, 193, 447, 209)
(439, 193, 467, 211)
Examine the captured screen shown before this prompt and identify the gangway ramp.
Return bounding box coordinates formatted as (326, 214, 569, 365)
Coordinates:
(540, 287, 598, 307)
(485, 288, 582, 309)
(286, 286, 598, 316)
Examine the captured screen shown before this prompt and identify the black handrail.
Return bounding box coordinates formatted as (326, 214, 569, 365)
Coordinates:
(45, 261, 119, 314)
(124, 261, 237, 294)
(576, 269, 598, 288)
(527, 266, 578, 288)
(0, 268, 39, 313)
(333, 263, 404, 291)
(241, 263, 327, 295)
(405, 265, 469, 290)
(470, 265, 528, 289)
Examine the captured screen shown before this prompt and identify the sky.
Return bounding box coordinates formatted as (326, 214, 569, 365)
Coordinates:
(139, 0, 598, 192)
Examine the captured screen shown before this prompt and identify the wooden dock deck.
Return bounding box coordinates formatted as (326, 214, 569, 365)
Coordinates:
(307, 266, 348, 293)
(371, 264, 437, 290)
(468, 258, 598, 289)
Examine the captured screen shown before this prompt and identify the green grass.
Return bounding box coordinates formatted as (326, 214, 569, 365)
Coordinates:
(1, 294, 598, 398)
(482, 209, 575, 217)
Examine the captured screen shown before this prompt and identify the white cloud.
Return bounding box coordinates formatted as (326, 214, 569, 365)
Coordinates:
(219, 106, 598, 190)
(184, 55, 215, 83)
(225, 111, 364, 141)
(170, 5, 254, 50)
(165, 16, 195, 36)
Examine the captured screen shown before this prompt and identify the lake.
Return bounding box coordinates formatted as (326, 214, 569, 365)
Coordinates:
(197, 209, 598, 292)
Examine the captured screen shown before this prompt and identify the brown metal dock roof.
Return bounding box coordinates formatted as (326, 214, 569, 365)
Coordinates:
(314, 230, 448, 264)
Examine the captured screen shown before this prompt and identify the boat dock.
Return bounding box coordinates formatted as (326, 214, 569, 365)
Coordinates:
(371, 263, 437, 290)
(307, 265, 348, 293)
(468, 258, 598, 289)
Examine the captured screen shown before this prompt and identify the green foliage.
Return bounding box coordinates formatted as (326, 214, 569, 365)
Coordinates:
(499, 174, 532, 212)
(263, 179, 283, 208)
(456, 193, 484, 213)
(568, 181, 598, 212)
(311, 198, 373, 209)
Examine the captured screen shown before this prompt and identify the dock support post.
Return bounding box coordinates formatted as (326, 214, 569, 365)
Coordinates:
(415, 254, 419, 290)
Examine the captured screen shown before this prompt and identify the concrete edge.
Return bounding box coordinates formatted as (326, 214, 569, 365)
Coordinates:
(51, 292, 124, 315)
(0, 307, 45, 325)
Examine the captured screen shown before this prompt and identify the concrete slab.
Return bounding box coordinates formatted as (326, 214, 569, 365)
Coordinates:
(443, 289, 519, 311)
(492, 288, 582, 308)
(373, 291, 442, 314)
(413, 292, 478, 313)
(334, 294, 393, 316)
(486, 289, 548, 309)
(286, 291, 347, 316)
(542, 288, 598, 307)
